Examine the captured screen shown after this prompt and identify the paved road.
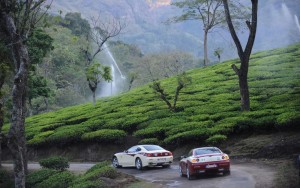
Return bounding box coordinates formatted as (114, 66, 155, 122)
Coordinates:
(3, 161, 275, 188)
(117, 161, 275, 188)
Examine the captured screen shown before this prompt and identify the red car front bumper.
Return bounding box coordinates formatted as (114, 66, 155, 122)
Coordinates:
(188, 160, 230, 175)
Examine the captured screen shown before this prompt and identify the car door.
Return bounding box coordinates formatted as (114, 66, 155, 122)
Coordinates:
(181, 150, 193, 174)
(123, 146, 139, 166)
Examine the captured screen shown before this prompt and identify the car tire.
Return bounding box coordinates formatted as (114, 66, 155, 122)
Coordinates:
(135, 158, 143, 170)
(162, 164, 170, 168)
(187, 166, 193, 180)
(223, 170, 231, 176)
(112, 156, 120, 168)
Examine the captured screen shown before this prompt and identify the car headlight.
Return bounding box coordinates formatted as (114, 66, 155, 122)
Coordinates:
(222, 155, 229, 160)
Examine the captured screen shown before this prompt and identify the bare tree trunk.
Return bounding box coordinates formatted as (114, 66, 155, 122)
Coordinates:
(223, 0, 258, 111)
(92, 91, 96, 106)
(44, 97, 49, 111)
(2, 13, 28, 188)
(203, 30, 209, 66)
(88, 80, 97, 106)
(238, 70, 250, 111)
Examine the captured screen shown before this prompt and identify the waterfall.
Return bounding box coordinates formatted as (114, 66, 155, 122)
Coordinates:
(103, 43, 125, 79)
(295, 15, 300, 34)
(97, 43, 125, 97)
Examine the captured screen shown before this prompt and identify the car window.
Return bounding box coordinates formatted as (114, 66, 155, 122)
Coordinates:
(188, 150, 193, 157)
(127, 146, 138, 153)
(194, 148, 221, 155)
(143, 145, 164, 151)
(136, 147, 141, 152)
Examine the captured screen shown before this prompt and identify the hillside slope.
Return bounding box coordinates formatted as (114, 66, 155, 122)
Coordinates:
(3, 44, 300, 148)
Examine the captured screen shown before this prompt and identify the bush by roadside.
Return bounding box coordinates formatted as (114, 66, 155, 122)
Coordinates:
(39, 156, 69, 171)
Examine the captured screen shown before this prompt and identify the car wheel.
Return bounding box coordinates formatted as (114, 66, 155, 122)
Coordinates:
(187, 166, 193, 180)
(162, 164, 170, 168)
(179, 166, 184, 177)
(112, 156, 120, 168)
(135, 158, 143, 170)
(223, 170, 231, 176)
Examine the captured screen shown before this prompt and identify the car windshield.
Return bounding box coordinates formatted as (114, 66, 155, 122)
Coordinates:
(194, 148, 221, 155)
(143, 145, 164, 151)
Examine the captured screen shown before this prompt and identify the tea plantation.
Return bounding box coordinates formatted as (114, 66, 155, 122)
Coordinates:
(3, 44, 300, 147)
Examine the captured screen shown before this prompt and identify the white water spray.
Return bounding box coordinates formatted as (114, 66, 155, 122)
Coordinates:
(103, 43, 125, 79)
(295, 15, 300, 34)
(98, 43, 125, 97)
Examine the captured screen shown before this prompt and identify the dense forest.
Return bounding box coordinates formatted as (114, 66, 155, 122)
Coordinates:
(0, 12, 199, 120)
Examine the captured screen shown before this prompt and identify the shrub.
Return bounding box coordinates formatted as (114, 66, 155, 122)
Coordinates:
(82, 166, 118, 181)
(81, 129, 126, 143)
(68, 180, 104, 188)
(85, 161, 110, 174)
(26, 169, 58, 187)
(138, 138, 160, 145)
(205, 134, 227, 145)
(133, 127, 168, 139)
(34, 171, 75, 188)
(39, 156, 69, 171)
(164, 129, 209, 145)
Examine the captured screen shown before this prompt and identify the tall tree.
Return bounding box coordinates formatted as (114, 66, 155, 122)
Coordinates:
(82, 15, 125, 104)
(0, 0, 51, 187)
(168, 0, 224, 66)
(86, 62, 112, 105)
(222, 0, 258, 111)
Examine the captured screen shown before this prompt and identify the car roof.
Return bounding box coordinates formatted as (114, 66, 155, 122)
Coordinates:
(136, 144, 160, 147)
(194, 147, 220, 150)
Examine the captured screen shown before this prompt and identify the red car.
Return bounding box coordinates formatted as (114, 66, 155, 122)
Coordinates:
(179, 147, 230, 180)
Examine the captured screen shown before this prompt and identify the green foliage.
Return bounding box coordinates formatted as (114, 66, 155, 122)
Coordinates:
(26, 169, 58, 188)
(68, 180, 104, 188)
(34, 171, 75, 188)
(39, 156, 69, 170)
(138, 138, 160, 145)
(85, 161, 110, 174)
(27, 28, 53, 65)
(82, 166, 118, 180)
(62, 12, 90, 36)
(3, 43, 299, 148)
(205, 134, 227, 145)
(81, 129, 126, 143)
(86, 62, 112, 84)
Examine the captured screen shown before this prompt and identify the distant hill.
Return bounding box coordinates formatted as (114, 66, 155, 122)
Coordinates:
(3, 43, 300, 148)
(49, 0, 300, 61)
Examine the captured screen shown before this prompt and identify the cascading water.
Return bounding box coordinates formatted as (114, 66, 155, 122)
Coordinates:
(97, 43, 125, 97)
(257, 2, 300, 50)
(295, 15, 300, 34)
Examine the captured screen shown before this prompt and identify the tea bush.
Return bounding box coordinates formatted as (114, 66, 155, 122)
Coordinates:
(34, 171, 75, 188)
(39, 156, 69, 171)
(81, 129, 126, 143)
(26, 169, 58, 187)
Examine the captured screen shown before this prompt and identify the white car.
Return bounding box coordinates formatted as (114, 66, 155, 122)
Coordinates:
(112, 145, 173, 170)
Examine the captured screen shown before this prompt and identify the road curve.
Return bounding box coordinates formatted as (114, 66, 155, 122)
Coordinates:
(117, 161, 275, 188)
(2, 160, 275, 188)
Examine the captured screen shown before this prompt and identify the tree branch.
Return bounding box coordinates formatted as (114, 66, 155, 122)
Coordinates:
(231, 64, 240, 76)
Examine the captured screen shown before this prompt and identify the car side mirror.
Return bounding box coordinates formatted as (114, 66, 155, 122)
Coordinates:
(181, 155, 187, 159)
(124, 150, 128, 153)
